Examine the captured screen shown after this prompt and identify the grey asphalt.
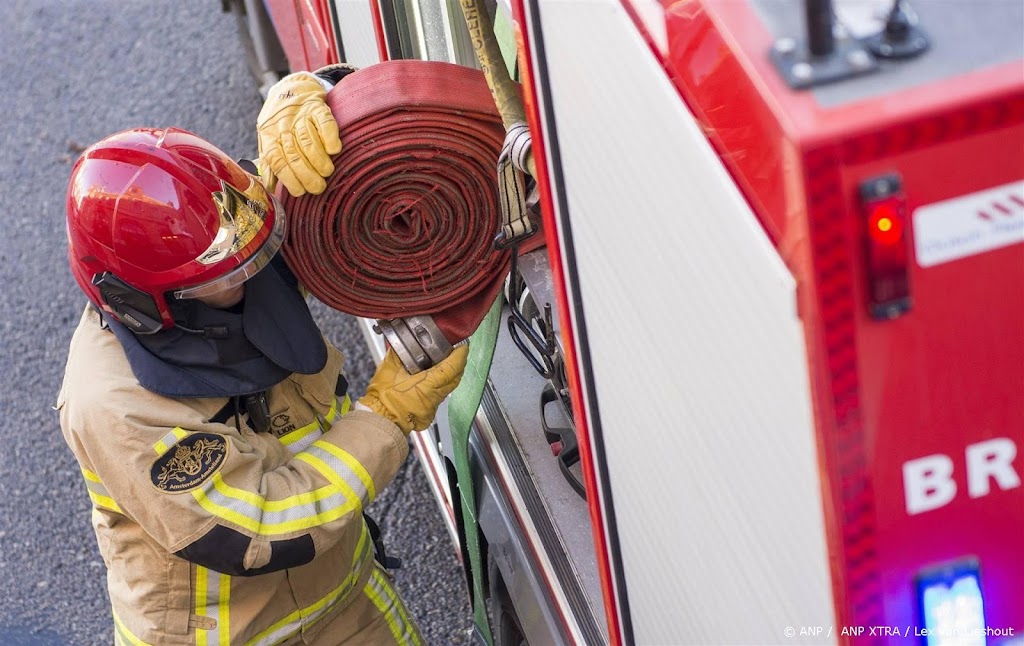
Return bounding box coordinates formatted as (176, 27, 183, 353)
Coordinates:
(0, 2, 471, 644)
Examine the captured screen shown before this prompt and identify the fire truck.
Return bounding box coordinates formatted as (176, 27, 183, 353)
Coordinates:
(224, 0, 1023, 644)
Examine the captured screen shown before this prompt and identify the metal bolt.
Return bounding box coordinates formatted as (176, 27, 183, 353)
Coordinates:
(792, 62, 814, 82)
(774, 37, 796, 55)
(848, 49, 873, 70)
(880, 43, 894, 56)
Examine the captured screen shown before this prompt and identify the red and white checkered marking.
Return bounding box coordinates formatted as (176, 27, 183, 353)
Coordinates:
(914, 181, 1024, 267)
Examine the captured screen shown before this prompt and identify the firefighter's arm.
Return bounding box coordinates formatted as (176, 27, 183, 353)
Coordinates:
(256, 65, 356, 197)
(71, 401, 407, 577)
(68, 348, 465, 577)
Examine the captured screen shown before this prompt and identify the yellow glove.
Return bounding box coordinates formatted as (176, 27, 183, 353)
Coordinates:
(359, 345, 470, 434)
(256, 72, 342, 197)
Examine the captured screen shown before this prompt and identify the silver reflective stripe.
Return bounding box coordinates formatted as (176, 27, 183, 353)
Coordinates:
(153, 427, 188, 455)
(284, 427, 322, 455)
(81, 469, 122, 513)
(198, 478, 352, 530)
(302, 530, 374, 628)
(245, 526, 372, 646)
(364, 568, 421, 646)
(247, 615, 301, 646)
(302, 444, 370, 507)
(279, 395, 347, 456)
(195, 566, 230, 645)
(192, 473, 361, 535)
(84, 478, 112, 499)
(353, 524, 373, 572)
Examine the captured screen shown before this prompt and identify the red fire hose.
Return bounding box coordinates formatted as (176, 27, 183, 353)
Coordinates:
(280, 60, 536, 344)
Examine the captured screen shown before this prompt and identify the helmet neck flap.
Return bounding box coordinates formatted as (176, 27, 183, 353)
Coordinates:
(104, 258, 327, 398)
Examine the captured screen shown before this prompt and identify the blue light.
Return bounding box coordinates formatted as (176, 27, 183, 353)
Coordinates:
(921, 571, 986, 646)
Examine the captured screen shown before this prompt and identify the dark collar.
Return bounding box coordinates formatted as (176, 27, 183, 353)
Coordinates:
(106, 260, 327, 398)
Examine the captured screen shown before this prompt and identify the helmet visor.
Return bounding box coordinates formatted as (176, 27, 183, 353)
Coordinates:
(173, 194, 287, 300)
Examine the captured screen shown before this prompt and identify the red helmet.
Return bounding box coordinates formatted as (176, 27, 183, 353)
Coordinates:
(66, 128, 285, 333)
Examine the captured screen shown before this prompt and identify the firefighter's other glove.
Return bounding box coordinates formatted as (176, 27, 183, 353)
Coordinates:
(256, 72, 341, 197)
(359, 345, 470, 435)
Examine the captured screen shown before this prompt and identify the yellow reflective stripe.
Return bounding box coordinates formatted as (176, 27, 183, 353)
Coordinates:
(381, 568, 422, 646)
(112, 607, 151, 646)
(363, 569, 421, 646)
(153, 427, 189, 455)
(81, 468, 102, 484)
(354, 521, 372, 571)
(278, 421, 321, 448)
(279, 396, 349, 454)
(191, 473, 357, 535)
(294, 452, 363, 512)
(245, 605, 302, 646)
(81, 468, 122, 514)
(321, 395, 346, 426)
(299, 528, 371, 628)
(195, 566, 231, 645)
(280, 396, 341, 447)
(245, 527, 371, 646)
(87, 490, 123, 514)
(364, 572, 400, 642)
(308, 439, 376, 501)
(387, 567, 422, 646)
(219, 572, 231, 644)
(195, 567, 208, 646)
(388, 575, 421, 646)
(212, 477, 338, 512)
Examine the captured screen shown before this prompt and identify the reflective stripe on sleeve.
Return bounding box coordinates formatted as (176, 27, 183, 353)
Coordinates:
(279, 395, 350, 455)
(81, 468, 122, 514)
(195, 566, 231, 645)
(363, 567, 423, 646)
(294, 439, 375, 508)
(245, 525, 372, 646)
(278, 424, 322, 455)
(153, 427, 189, 455)
(167, 395, 369, 536)
(190, 473, 358, 536)
(112, 607, 152, 646)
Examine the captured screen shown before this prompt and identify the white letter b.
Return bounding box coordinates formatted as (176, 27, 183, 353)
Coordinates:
(904, 454, 956, 515)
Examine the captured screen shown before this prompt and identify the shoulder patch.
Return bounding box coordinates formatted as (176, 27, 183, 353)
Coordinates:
(150, 433, 227, 493)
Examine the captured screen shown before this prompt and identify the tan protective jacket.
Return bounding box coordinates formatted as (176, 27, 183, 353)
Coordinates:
(58, 307, 411, 645)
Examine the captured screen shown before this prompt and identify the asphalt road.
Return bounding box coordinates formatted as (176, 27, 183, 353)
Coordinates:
(0, 2, 471, 644)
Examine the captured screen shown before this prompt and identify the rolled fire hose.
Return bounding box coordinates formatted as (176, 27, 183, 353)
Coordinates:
(279, 61, 540, 360)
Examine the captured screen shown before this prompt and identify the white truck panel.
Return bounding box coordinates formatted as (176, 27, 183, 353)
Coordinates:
(330, 0, 382, 68)
(536, 1, 837, 642)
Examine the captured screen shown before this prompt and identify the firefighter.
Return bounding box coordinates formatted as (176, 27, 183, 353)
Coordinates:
(58, 76, 466, 645)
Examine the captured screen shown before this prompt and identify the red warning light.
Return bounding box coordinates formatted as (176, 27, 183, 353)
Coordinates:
(868, 200, 905, 245)
(860, 174, 911, 319)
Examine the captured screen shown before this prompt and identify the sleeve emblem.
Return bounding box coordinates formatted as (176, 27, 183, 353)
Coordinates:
(150, 433, 228, 493)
